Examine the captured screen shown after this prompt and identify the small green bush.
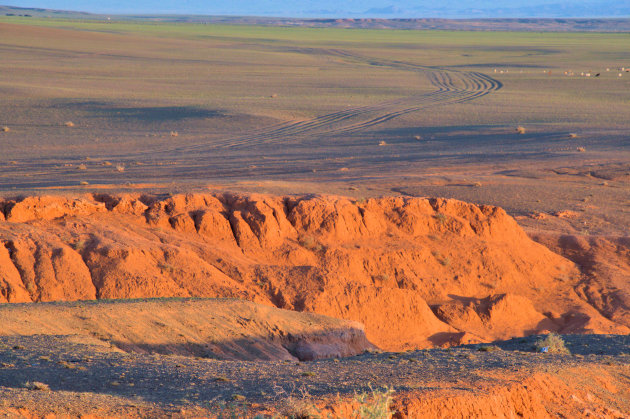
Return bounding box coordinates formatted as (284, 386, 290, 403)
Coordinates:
(534, 333, 570, 354)
(353, 386, 395, 419)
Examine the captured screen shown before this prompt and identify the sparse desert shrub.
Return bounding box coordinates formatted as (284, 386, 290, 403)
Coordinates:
(373, 274, 390, 284)
(158, 262, 176, 273)
(299, 235, 323, 252)
(275, 387, 322, 419)
(434, 213, 447, 224)
(516, 126, 526, 134)
(72, 240, 86, 251)
(64, 121, 75, 127)
(212, 398, 253, 419)
(282, 398, 321, 419)
(477, 345, 501, 352)
(24, 281, 36, 294)
(534, 333, 570, 354)
(24, 381, 50, 391)
(352, 386, 395, 419)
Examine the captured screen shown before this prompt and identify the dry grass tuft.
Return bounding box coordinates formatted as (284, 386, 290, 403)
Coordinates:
(170, 131, 179, 137)
(378, 140, 387, 146)
(577, 147, 586, 152)
(353, 386, 395, 419)
(534, 333, 570, 354)
(79, 181, 89, 186)
(103, 161, 113, 166)
(64, 121, 75, 127)
(116, 165, 125, 172)
(77, 164, 87, 170)
(298, 235, 324, 252)
(516, 126, 526, 134)
(477, 345, 501, 352)
(1, 126, 10, 132)
(24, 381, 50, 391)
(568, 133, 578, 139)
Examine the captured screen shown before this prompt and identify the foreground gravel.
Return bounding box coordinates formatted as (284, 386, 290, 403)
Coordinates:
(0, 334, 628, 417)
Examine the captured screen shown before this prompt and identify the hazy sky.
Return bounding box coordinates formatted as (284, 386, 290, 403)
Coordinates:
(4, 0, 630, 18)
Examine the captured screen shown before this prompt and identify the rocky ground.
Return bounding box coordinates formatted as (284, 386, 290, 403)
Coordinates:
(0, 333, 628, 417)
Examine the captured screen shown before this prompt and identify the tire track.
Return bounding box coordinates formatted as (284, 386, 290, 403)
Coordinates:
(139, 48, 503, 156)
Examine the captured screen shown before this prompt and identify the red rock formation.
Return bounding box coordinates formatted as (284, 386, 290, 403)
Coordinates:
(0, 193, 627, 350)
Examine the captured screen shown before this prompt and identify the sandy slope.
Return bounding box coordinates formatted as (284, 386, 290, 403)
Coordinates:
(0, 193, 627, 351)
(0, 298, 372, 361)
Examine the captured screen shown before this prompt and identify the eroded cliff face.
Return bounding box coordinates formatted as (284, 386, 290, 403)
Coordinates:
(0, 193, 626, 350)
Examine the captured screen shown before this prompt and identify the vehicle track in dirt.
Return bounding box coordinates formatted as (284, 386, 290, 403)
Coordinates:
(0, 45, 503, 187)
(154, 47, 503, 154)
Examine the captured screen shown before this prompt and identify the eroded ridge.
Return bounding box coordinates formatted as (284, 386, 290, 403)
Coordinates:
(0, 193, 626, 350)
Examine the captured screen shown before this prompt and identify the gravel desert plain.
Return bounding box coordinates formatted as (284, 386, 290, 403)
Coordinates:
(0, 9, 629, 418)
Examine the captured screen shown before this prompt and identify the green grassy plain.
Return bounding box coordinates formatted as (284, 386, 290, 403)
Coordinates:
(0, 17, 628, 234)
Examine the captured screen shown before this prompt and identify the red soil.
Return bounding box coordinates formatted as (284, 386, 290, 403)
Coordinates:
(0, 193, 627, 350)
(329, 367, 629, 419)
(0, 299, 374, 361)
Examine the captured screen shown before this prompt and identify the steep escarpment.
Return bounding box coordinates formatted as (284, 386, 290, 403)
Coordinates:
(0, 193, 627, 350)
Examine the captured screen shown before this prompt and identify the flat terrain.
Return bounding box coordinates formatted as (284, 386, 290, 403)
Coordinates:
(0, 18, 629, 236)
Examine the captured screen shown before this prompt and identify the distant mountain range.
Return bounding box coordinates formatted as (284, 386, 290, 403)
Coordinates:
(3, 0, 630, 18)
